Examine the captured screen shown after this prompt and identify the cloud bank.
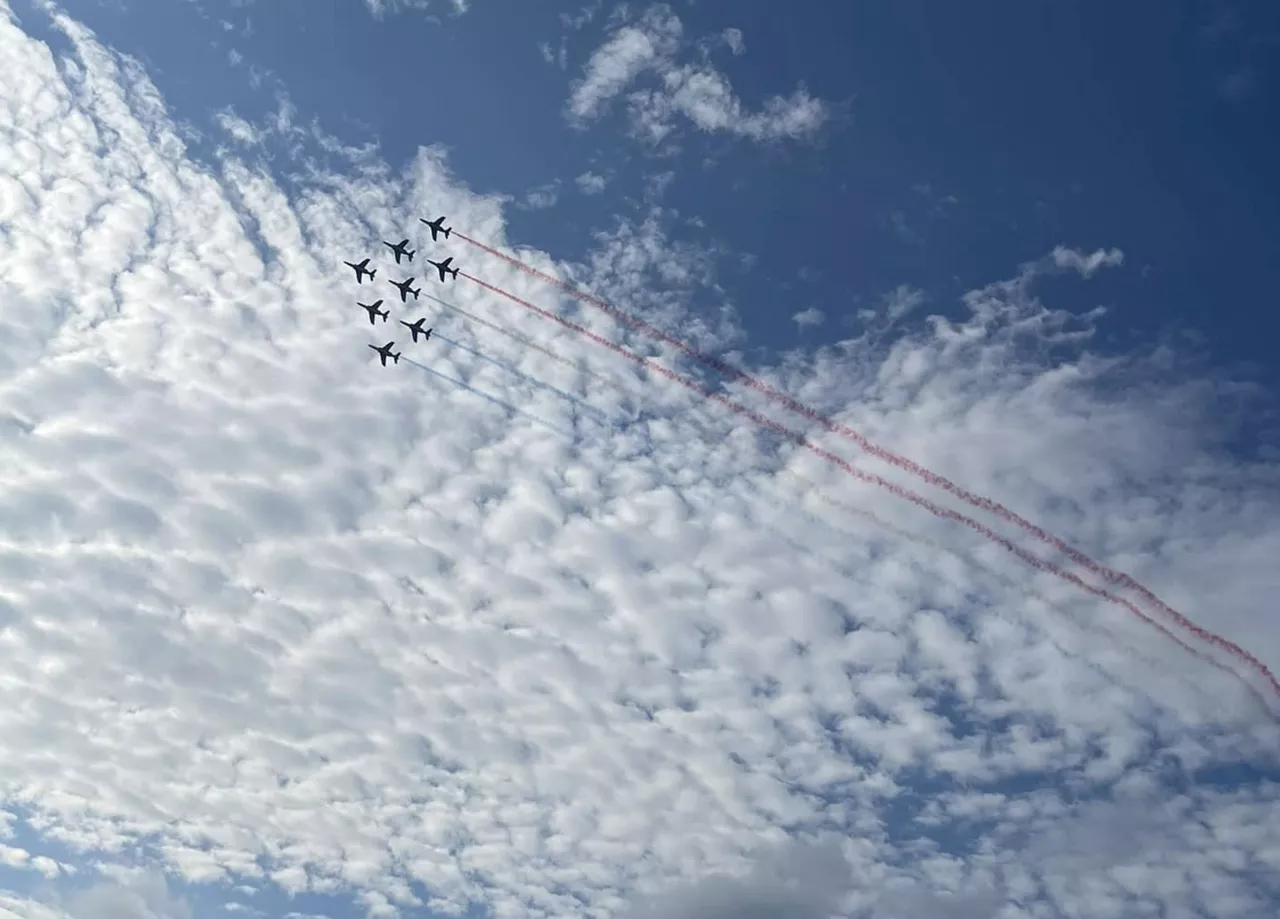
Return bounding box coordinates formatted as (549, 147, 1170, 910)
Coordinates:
(0, 3, 1277, 919)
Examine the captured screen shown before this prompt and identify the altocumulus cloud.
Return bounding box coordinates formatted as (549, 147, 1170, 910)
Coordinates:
(564, 3, 829, 145)
(1, 4, 1279, 919)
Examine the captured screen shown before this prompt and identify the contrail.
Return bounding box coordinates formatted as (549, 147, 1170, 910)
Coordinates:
(422, 292, 623, 392)
(431, 332, 610, 422)
(454, 240, 1278, 701)
(405, 358, 574, 439)
(459, 269, 1277, 713)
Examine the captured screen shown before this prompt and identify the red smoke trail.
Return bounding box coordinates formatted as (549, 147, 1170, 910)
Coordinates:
(455, 235, 1279, 699)
(461, 269, 1277, 714)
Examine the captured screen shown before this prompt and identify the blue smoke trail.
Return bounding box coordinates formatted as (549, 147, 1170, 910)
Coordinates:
(423, 292, 621, 390)
(430, 333, 610, 422)
(404, 358, 574, 439)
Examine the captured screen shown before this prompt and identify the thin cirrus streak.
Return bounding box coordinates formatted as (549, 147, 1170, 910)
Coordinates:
(460, 269, 1277, 716)
(454, 232, 1279, 701)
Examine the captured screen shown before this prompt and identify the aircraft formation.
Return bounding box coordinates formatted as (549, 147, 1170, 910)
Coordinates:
(343, 215, 458, 367)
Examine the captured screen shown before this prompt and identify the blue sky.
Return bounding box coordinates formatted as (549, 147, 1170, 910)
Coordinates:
(44, 0, 1280, 385)
(1, 2, 1279, 919)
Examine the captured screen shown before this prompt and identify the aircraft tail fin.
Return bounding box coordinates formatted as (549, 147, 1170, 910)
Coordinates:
(370, 268, 377, 279)
(393, 352, 401, 364)
(443, 227, 451, 239)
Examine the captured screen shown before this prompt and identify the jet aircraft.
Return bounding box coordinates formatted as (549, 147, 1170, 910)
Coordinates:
(427, 256, 459, 282)
(388, 277, 421, 302)
(358, 300, 389, 324)
(383, 238, 414, 264)
(344, 258, 376, 283)
(419, 215, 452, 242)
(400, 317, 432, 342)
(368, 341, 401, 366)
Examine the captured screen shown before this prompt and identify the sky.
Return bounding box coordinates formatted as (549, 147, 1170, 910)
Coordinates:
(0, 1, 1278, 919)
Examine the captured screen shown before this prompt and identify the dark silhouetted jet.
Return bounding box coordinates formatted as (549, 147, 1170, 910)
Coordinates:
(383, 238, 414, 264)
(419, 215, 452, 242)
(368, 341, 401, 366)
(344, 258, 375, 283)
(427, 256, 459, 282)
(358, 299, 389, 325)
(388, 276, 421, 302)
(400, 317, 432, 342)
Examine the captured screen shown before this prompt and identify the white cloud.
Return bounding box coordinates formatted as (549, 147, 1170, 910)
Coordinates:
(565, 4, 828, 145)
(720, 28, 744, 56)
(363, 0, 469, 20)
(537, 40, 567, 70)
(884, 284, 925, 321)
(0, 873, 191, 919)
(560, 0, 604, 32)
(575, 171, 608, 194)
(791, 307, 824, 328)
(623, 840, 850, 919)
(214, 107, 263, 147)
(63, 874, 192, 919)
(566, 5, 683, 125)
(1050, 245, 1125, 278)
(0, 6, 1277, 919)
(628, 66, 827, 144)
(520, 181, 561, 210)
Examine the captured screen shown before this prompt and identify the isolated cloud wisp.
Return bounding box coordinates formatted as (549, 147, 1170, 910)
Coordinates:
(363, 0, 470, 20)
(1049, 244, 1125, 278)
(720, 27, 745, 56)
(565, 3, 829, 144)
(520, 180, 562, 210)
(575, 170, 608, 194)
(792, 306, 825, 328)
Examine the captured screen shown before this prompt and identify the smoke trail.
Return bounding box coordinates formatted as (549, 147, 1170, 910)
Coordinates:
(454, 240, 1277, 699)
(422, 292, 624, 392)
(779, 466, 989, 563)
(460, 270, 1276, 713)
(405, 357, 574, 438)
(430, 332, 611, 422)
